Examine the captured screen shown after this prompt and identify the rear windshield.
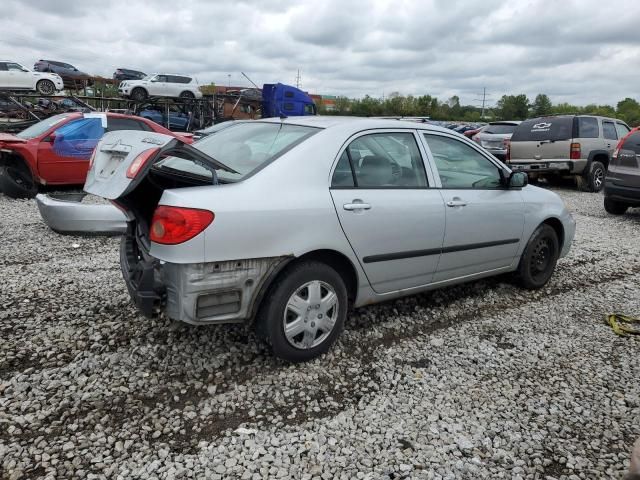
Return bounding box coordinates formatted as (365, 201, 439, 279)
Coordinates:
(483, 123, 518, 135)
(16, 114, 74, 139)
(510, 117, 574, 142)
(154, 122, 320, 182)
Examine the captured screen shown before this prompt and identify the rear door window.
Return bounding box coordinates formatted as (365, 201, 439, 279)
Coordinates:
(333, 132, 428, 188)
(511, 117, 574, 142)
(578, 117, 599, 138)
(602, 121, 617, 140)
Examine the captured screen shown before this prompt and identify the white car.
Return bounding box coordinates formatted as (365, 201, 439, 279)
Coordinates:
(118, 74, 202, 101)
(0, 61, 64, 95)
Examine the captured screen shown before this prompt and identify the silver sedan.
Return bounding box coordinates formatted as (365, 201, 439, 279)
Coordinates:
(85, 117, 575, 362)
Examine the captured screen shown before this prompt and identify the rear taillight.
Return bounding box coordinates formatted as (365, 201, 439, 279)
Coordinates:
(613, 148, 619, 160)
(126, 147, 160, 179)
(150, 206, 214, 245)
(505, 140, 511, 162)
(570, 142, 581, 160)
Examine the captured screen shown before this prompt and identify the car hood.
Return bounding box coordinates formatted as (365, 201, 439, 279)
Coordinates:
(0, 133, 28, 144)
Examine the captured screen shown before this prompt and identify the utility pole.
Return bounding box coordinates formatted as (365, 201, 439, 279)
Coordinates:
(473, 87, 491, 118)
(295, 69, 301, 89)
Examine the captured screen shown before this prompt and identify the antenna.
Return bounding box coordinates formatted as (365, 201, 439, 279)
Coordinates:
(241, 72, 260, 90)
(295, 69, 301, 89)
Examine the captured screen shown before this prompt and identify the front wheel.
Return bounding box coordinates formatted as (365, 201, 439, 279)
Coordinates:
(0, 166, 38, 199)
(517, 224, 559, 289)
(256, 261, 348, 362)
(36, 79, 55, 95)
(131, 87, 147, 101)
(604, 197, 628, 215)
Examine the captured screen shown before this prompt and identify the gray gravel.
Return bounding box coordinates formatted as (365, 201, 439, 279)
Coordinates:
(1, 187, 639, 480)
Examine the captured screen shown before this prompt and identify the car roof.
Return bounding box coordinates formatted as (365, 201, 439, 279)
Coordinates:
(255, 115, 455, 134)
(488, 120, 522, 125)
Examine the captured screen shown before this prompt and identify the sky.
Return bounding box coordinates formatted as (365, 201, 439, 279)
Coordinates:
(1, 0, 639, 107)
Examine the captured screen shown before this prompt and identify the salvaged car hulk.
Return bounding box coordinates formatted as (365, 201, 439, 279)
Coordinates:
(85, 118, 575, 362)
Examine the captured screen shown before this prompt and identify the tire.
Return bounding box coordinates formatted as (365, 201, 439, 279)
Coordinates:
(36, 79, 55, 95)
(604, 196, 628, 215)
(256, 261, 348, 362)
(577, 160, 606, 192)
(131, 87, 147, 101)
(516, 224, 560, 289)
(0, 166, 38, 199)
(179, 91, 195, 99)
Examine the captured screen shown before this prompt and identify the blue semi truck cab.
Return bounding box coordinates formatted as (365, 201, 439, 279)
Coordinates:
(262, 83, 316, 118)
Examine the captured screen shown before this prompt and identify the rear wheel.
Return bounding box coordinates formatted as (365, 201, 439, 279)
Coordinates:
(36, 79, 55, 95)
(131, 87, 147, 101)
(577, 161, 605, 192)
(604, 197, 628, 215)
(256, 261, 348, 362)
(0, 165, 38, 199)
(517, 224, 559, 289)
(179, 91, 195, 99)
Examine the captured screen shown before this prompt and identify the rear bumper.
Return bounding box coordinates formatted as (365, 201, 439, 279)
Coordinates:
(604, 180, 640, 206)
(121, 232, 291, 324)
(36, 193, 127, 234)
(508, 159, 586, 175)
(161, 258, 289, 324)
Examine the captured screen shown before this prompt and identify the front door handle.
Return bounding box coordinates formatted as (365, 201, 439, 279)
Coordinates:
(446, 198, 467, 207)
(343, 200, 371, 211)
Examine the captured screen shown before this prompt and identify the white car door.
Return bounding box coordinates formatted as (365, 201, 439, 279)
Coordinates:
(330, 130, 446, 294)
(6, 62, 33, 89)
(421, 132, 525, 282)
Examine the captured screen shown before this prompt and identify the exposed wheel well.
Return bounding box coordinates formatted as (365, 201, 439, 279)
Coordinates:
(592, 153, 609, 170)
(0, 151, 34, 178)
(542, 217, 564, 251)
(294, 250, 359, 303)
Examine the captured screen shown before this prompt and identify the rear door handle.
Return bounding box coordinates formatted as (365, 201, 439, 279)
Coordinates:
(343, 201, 371, 211)
(446, 199, 467, 207)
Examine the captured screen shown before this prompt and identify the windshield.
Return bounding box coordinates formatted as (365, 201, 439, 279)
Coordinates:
(483, 123, 518, 135)
(511, 117, 574, 142)
(16, 114, 74, 139)
(154, 122, 320, 182)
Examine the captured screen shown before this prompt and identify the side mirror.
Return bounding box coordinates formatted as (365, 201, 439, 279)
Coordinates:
(44, 132, 57, 143)
(508, 171, 528, 188)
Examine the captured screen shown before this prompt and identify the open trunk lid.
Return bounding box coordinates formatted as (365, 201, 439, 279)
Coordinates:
(85, 130, 235, 200)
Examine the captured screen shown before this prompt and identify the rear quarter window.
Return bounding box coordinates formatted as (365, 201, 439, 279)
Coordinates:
(577, 117, 599, 138)
(511, 118, 574, 142)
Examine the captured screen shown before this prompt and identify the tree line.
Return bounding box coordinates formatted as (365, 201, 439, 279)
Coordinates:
(316, 92, 640, 126)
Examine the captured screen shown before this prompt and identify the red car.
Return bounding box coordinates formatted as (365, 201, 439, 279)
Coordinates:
(0, 112, 192, 198)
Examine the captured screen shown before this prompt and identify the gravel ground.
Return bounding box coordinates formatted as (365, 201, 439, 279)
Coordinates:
(1, 187, 639, 480)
